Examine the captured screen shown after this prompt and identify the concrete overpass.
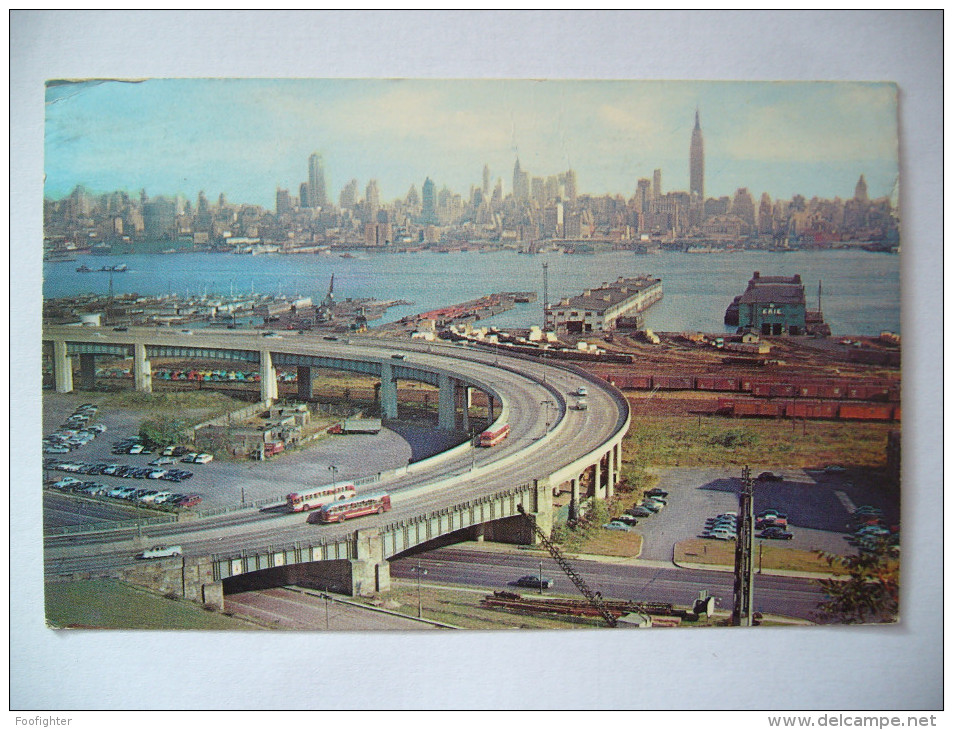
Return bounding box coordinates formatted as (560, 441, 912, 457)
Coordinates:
(43, 326, 631, 605)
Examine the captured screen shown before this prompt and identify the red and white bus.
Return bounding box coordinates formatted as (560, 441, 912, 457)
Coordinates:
(479, 423, 510, 447)
(286, 482, 356, 512)
(310, 493, 392, 523)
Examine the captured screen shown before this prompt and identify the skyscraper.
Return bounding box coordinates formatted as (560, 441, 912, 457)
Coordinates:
(513, 158, 529, 202)
(421, 177, 436, 224)
(652, 169, 663, 200)
(365, 179, 380, 224)
(482, 164, 490, 197)
(690, 109, 705, 200)
(308, 152, 328, 208)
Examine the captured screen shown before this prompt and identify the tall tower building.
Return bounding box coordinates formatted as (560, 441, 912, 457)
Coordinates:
(365, 180, 380, 224)
(339, 178, 358, 210)
(690, 109, 705, 200)
(854, 174, 869, 203)
(308, 152, 328, 208)
(563, 168, 577, 203)
(421, 177, 436, 224)
(652, 169, 663, 200)
(482, 164, 490, 197)
(513, 158, 529, 202)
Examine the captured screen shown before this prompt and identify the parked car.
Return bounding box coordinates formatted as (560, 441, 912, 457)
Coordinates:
(138, 545, 183, 559)
(640, 500, 663, 513)
(515, 575, 553, 589)
(193, 453, 214, 464)
(603, 521, 633, 532)
(149, 457, 176, 466)
(53, 477, 81, 489)
(172, 495, 202, 508)
(644, 488, 669, 498)
(758, 527, 793, 540)
(614, 514, 639, 526)
(705, 530, 737, 541)
(626, 506, 653, 518)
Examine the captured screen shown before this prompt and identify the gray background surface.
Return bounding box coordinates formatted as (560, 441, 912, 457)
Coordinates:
(10, 10, 942, 710)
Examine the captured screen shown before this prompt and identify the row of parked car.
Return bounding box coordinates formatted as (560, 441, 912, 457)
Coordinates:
(48, 476, 201, 508)
(846, 505, 898, 551)
(45, 457, 195, 483)
(43, 404, 106, 454)
(699, 509, 795, 541)
(602, 488, 670, 532)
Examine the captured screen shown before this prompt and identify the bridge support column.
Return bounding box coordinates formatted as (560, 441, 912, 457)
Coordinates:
(605, 449, 615, 498)
(79, 353, 97, 390)
(529, 479, 555, 541)
(437, 373, 455, 431)
(53, 340, 73, 393)
(349, 528, 390, 596)
(134, 343, 152, 393)
(593, 459, 605, 500)
(458, 385, 470, 433)
(296, 366, 313, 400)
(487, 392, 495, 422)
(379, 361, 398, 421)
(260, 349, 278, 404)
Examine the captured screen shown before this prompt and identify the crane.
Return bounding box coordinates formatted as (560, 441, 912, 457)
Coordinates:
(516, 504, 617, 628)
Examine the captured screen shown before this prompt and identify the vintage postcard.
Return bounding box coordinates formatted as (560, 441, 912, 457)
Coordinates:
(42, 78, 900, 630)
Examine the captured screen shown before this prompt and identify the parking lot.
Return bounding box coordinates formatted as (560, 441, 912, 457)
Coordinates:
(629, 466, 898, 561)
(42, 393, 459, 526)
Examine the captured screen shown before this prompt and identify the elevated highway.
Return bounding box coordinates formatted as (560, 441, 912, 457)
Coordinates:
(43, 326, 631, 602)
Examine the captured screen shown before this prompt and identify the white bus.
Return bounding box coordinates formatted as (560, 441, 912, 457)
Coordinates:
(286, 482, 357, 512)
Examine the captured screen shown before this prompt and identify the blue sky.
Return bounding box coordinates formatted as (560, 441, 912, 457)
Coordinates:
(44, 78, 899, 208)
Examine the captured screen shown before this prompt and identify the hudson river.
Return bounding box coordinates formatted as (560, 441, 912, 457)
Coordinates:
(44, 248, 901, 336)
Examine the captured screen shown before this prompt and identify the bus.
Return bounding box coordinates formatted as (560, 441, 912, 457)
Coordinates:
(479, 423, 510, 447)
(309, 492, 391, 523)
(286, 482, 357, 512)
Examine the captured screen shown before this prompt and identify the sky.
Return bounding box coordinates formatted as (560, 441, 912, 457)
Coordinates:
(44, 78, 900, 209)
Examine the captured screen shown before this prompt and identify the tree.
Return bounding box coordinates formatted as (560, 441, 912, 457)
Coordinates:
(139, 414, 191, 448)
(814, 538, 899, 624)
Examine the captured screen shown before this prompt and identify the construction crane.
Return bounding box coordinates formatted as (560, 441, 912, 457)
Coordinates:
(316, 273, 336, 322)
(516, 504, 617, 628)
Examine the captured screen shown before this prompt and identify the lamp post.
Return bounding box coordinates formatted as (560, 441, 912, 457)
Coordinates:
(328, 464, 338, 487)
(411, 560, 428, 619)
(540, 400, 554, 434)
(538, 560, 544, 595)
(320, 592, 332, 630)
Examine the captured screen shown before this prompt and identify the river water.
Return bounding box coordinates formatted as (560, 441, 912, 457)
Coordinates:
(44, 248, 900, 336)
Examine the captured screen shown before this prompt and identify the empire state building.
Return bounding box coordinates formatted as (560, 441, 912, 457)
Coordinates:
(690, 109, 704, 200)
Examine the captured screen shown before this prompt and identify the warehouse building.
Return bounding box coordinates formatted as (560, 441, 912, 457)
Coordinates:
(545, 275, 663, 334)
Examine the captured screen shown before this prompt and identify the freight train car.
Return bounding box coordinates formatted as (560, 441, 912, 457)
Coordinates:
(695, 375, 741, 392)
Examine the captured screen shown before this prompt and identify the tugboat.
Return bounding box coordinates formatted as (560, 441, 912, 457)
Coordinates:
(76, 264, 92, 273)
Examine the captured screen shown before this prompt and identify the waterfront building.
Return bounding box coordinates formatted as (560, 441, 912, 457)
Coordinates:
(545, 275, 663, 334)
(690, 109, 705, 200)
(734, 271, 807, 335)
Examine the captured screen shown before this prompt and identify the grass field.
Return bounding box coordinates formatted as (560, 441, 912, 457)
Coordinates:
(674, 538, 849, 575)
(45, 580, 258, 630)
(622, 415, 894, 471)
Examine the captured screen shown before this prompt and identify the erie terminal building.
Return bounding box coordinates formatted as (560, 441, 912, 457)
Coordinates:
(545, 275, 663, 334)
(724, 271, 829, 336)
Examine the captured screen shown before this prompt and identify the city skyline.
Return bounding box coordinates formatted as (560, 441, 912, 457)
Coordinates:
(44, 79, 899, 208)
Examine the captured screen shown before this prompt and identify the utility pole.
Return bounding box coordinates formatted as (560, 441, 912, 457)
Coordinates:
(412, 560, 428, 619)
(542, 262, 549, 331)
(731, 465, 755, 626)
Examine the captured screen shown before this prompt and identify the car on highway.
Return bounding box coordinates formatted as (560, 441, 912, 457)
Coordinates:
(138, 545, 183, 559)
(757, 471, 783, 482)
(515, 575, 553, 590)
(576, 386, 588, 397)
(758, 527, 793, 540)
(261, 331, 281, 338)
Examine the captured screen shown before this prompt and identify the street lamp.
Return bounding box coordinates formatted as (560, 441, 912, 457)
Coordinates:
(411, 559, 428, 619)
(328, 464, 338, 486)
(538, 559, 544, 595)
(540, 400, 554, 434)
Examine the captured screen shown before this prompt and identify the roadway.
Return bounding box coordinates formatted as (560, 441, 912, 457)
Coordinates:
(389, 546, 826, 621)
(44, 327, 629, 574)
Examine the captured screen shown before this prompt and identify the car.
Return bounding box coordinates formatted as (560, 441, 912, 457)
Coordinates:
(757, 471, 783, 482)
(644, 488, 669, 498)
(758, 527, 793, 540)
(181, 453, 199, 463)
(515, 575, 553, 589)
(576, 386, 588, 397)
(824, 465, 847, 474)
(853, 505, 884, 516)
(138, 545, 183, 559)
(180, 329, 193, 335)
(149, 457, 176, 466)
(626, 506, 653, 518)
(261, 331, 281, 338)
(614, 514, 639, 526)
(705, 530, 737, 541)
(640, 500, 663, 512)
(146, 469, 167, 479)
(602, 521, 633, 531)
(757, 509, 787, 520)
(137, 490, 161, 502)
(112, 326, 128, 332)
(172, 495, 202, 508)
(53, 477, 81, 489)
(708, 518, 737, 529)
(756, 517, 788, 530)
(128, 444, 144, 454)
(390, 353, 405, 360)
(151, 492, 174, 504)
(192, 453, 213, 464)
